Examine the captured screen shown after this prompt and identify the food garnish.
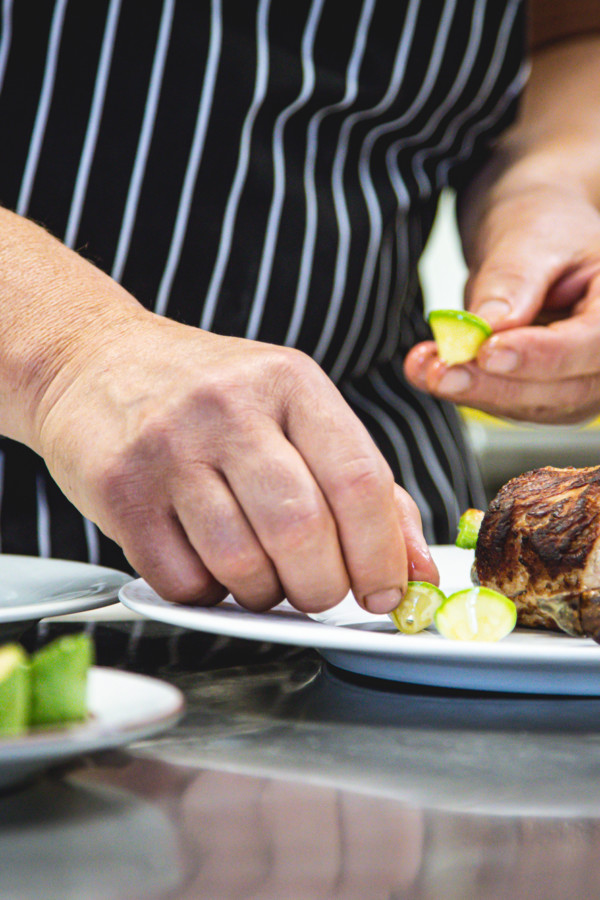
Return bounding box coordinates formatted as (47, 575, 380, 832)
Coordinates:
(0, 634, 93, 737)
(30, 634, 93, 727)
(434, 587, 517, 642)
(455, 508, 484, 549)
(389, 581, 446, 634)
(0, 644, 30, 736)
(428, 309, 492, 365)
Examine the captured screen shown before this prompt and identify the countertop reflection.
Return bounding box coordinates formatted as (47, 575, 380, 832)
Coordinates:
(7, 619, 600, 899)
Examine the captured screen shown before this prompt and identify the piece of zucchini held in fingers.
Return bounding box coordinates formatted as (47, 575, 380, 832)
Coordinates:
(471, 466, 600, 638)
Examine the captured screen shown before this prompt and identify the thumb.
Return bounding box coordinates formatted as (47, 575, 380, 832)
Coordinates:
(465, 234, 554, 332)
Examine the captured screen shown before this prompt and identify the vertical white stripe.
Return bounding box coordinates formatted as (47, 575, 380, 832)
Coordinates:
(284, 0, 376, 348)
(368, 368, 460, 524)
(434, 0, 523, 185)
(199, 0, 270, 329)
(328, 0, 457, 382)
(408, 0, 487, 194)
(111, 0, 175, 282)
(17, 0, 67, 559)
(342, 380, 435, 540)
(311, 0, 421, 364)
(35, 472, 51, 558)
(390, 356, 479, 510)
(340, 0, 483, 375)
(379, 207, 411, 361)
(0, 0, 13, 94)
(437, 60, 529, 185)
(244, 0, 325, 340)
(16, 0, 68, 216)
(154, 0, 223, 317)
(83, 517, 100, 564)
(353, 226, 393, 373)
(64, 0, 122, 249)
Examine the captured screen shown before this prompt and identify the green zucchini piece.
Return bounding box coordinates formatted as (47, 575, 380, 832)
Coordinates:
(389, 581, 446, 634)
(30, 634, 94, 727)
(428, 309, 492, 365)
(456, 508, 484, 549)
(435, 587, 517, 642)
(0, 644, 31, 737)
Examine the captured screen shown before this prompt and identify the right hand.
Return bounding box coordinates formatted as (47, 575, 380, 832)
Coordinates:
(33, 309, 437, 613)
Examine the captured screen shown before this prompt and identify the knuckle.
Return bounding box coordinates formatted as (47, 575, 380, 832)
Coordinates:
(93, 452, 141, 509)
(272, 497, 328, 550)
(472, 260, 528, 298)
(331, 456, 393, 503)
(394, 483, 422, 519)
(266, 346, 325, 393)
(191, 376, 243, 422)
(215, 545, 267, 585)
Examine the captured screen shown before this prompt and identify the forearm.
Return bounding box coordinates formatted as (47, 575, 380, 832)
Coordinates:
(459, 34, 600, 262)
(0, 208, 146, 449)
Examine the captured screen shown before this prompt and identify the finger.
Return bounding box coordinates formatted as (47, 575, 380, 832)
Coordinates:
(394, 485, 439, 585)
(222, 423, 351, 613)
(172, 469, 284, 611)
(477, 305, 600, 381)
(465, 237, 562, 331)
(464, 197, 600, 331)
(285, 383, 408, 614)
(403, 341, 438, 393)
(423, 355, 600, 424)
(118, 508, 227, 605)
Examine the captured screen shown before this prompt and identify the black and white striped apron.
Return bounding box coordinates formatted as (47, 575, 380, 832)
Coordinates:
(0, 0, 528, 570)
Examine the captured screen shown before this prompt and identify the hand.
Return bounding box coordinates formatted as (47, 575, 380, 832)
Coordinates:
(34, 309, 437, 612)
(405, 185, 600, 424)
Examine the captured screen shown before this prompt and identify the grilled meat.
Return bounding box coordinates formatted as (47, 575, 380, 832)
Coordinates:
(474, 466, 600, 637)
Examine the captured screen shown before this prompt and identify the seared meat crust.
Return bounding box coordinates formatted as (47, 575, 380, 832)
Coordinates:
(475, 466, 600, 636)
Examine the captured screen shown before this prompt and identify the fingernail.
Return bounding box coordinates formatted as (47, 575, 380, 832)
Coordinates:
(475, 298, 511, 327)
(364, 587, 403, 614)
(483, 347, 520, 374)
(409, 545, 437, 580)
(437, 368, 472, 394)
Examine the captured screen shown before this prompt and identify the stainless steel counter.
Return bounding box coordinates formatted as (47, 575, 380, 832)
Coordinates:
(4, 620, 600, 899)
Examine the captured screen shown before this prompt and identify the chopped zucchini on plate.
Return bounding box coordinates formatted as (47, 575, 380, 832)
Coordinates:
(434, 587, 517, 642)
(389, 581, 446, 634)
(456, 508, 484, 549)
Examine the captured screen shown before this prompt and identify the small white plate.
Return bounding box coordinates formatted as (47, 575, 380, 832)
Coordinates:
(119, 546, 600, 695)
(0, 667, 184, 789)
(0, 555, 131, 634)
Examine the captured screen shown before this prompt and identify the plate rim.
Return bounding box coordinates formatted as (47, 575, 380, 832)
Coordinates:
(0, 666, 185, 764)
(118, 545, 600, 670)
(0, 555, 132, 623)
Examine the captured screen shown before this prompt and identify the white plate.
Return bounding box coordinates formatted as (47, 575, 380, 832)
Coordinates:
(119, 546, 600, 695)
(0, 667, 184, 789)
(0, 555, 131, 633)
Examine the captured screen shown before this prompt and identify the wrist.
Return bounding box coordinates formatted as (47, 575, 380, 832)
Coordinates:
(0, 209, 146, 449)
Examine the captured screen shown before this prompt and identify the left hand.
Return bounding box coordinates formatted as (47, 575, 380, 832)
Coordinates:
(404, 184, 600, 424)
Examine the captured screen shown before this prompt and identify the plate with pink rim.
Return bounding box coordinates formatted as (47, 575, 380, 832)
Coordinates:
(119, 546, 600, 695)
